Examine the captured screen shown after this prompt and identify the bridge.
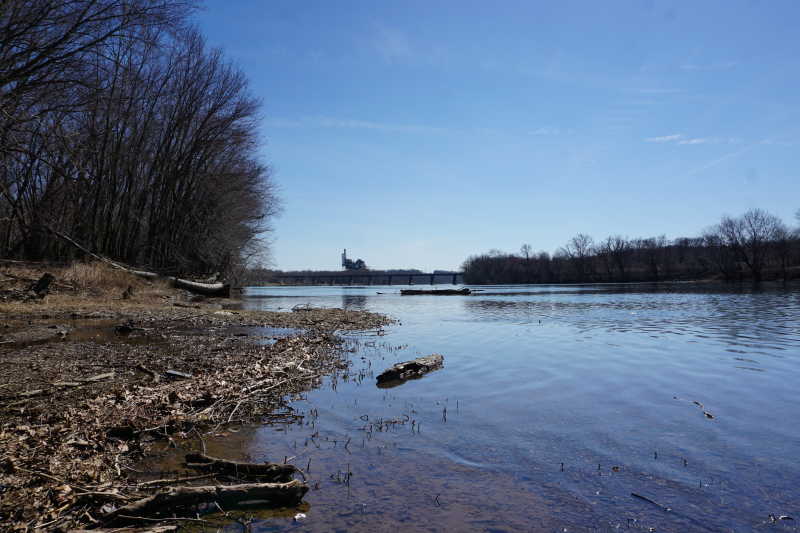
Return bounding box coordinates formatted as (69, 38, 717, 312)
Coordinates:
(272, 272, 464, 286)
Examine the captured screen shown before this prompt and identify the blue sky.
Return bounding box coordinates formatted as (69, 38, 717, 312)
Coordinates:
(194, 0, 799, 272)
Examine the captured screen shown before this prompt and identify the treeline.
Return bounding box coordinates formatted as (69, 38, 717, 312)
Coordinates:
(0, 1, 278, 275)
(463, 208, 800, 284)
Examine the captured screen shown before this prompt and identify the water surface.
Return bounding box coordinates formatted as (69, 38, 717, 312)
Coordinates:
(228, 283, 800, 532)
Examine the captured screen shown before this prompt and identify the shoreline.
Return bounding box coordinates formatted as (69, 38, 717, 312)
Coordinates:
(0, 270, 392, 530)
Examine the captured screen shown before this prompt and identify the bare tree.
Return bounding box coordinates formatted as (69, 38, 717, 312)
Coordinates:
(520, 243, 533, 283)
(0, 1, 279, 276)
(716, 208, 784, 282)
(560, 233, 594, 281)
(772, 221, 795, 282)
(461, 209, 799, 284)
(598, 235, 630, 281)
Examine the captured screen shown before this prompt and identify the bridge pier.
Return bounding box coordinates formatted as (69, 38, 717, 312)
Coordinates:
(452, 273, 457, 285)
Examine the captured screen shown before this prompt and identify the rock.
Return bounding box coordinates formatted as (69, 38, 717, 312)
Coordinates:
(27, 273, 55, 298)
(376, 354, 444, 385)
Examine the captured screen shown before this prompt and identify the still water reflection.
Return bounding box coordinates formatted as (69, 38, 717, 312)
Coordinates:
(229, 283, 800, 532)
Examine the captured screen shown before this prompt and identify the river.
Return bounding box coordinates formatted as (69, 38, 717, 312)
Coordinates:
(224, 283, 800, 532)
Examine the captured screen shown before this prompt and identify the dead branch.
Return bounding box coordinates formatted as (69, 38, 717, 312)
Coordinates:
(136, 473, 216, 488)
(105, 480, 308, 524)
(184, 452, 297, 481)
(70, 527, 178, 533)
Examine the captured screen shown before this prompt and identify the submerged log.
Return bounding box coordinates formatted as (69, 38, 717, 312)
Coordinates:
(400, 288, 470, 295)
(376, 354, 444, 385)
(105, 480, 308, 524)
(185, 452, 297, 481)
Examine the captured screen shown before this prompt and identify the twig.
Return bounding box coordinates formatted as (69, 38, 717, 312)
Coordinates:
(115, 515, 211, 524)
(631, 492, 671, 512)
(137, 473, 217, 488)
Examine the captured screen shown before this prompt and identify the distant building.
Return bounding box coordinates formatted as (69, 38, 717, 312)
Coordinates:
(341, 249, 367, 271)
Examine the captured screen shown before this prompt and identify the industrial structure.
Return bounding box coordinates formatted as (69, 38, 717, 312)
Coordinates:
(341, 249, 367, 271)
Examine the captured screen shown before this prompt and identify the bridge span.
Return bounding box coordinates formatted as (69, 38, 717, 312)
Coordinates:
(272, 272, 464, 286)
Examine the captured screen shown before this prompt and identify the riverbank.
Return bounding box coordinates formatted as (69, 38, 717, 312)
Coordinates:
(0, 263, 392, 530)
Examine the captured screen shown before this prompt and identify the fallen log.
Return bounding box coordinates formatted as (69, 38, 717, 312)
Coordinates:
(185, 452, 297, 482)
(376, 354, 444, 385)
(44, 226, 230, 297)
(400, 288, 470, 295)
(105, 480, 308, 524)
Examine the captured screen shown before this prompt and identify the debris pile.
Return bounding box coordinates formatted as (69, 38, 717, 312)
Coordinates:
(0, 298, 393, 530)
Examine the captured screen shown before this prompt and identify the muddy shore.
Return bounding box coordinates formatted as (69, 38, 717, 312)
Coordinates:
(0, 266, 392, 531)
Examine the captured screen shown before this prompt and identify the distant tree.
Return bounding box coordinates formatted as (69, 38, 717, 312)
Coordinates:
(701, 230, 738, 281)
(598, 235, 630, 281)
(716, 208, 784, 282)
(520, 243, 533, 282)
(536, 251, 552, 283)
(634, 235, 669, 281)
(560, 233, 594, 281)
(772, 221, 794, 282)
(461, 208, 799, 284)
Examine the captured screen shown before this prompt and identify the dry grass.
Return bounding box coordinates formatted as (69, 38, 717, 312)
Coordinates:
(1, 261, 173, 311)
(60, 261, 140, 290)
(57, 261, 172, 301)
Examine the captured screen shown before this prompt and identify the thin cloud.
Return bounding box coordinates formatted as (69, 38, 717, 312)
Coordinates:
(686, 144, 757, 176)
(645, 134, 744, 146)
(680, 61, 738, 71)
(626, 88, 684, 95)
(267, 116, 447, 134)
(760, 138, 797, 147)
(645, 134, 682, 143)
(269, 116, 574, 138)
(529, 127, 571, 136)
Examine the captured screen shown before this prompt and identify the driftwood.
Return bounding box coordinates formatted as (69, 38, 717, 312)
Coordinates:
(45, 226, 230, 297)
(185, 452, 297, 482)
(377, 354, 444, 385)
(105, 481, 308, 524)
(165, 370, 192, 380)
(400, 288, 470, 296)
